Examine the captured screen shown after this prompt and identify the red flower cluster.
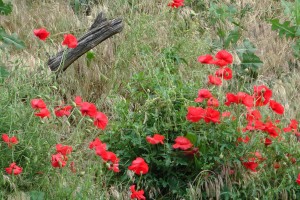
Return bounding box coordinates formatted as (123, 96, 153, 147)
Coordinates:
(284, 119, 298, 133)
(241, 153, 266, 172)
(89, 138, 120, 173)
(33, 28, 78, 48)
(130, 185, 146, 200)
(33, 28, 50, 40)
(186, 106, 220, 124)
(128, 157, 149, 175)
(168, 0, 184, 8)
(198, 50, 233, 86)
(173, 136, 193, 150)
(62, 34, 78, 48)
(146, 134, 165, 145)
(31, 98, 51, 118)
(5, 163, 22, 175)
(225, 92, 254, 108)
(2, 134, 18, 148)
(296, 174, 300, 185)
(242, 160, 258, 172)
(51, 144, 73, 168)
(2, 133, 22, 175)
(75, 96, 108, 130)
(54, 105, 72, 117)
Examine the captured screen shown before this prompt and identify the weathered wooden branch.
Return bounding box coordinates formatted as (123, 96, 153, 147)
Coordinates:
(48, 12, 123, 72)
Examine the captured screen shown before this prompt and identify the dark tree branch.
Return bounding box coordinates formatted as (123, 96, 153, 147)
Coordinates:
(48, 12, 123, 72)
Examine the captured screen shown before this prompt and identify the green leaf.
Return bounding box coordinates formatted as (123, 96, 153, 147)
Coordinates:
(236, 39, 256, 55)
(0, 27, 25, 49)
(86, 51, 95, 61)
(239, 52, 263, 70)
(186, 132, 197, 145)
(271, 18, 296, 38)
(224, 29, 240, 48)
(0, 0, 12, 15)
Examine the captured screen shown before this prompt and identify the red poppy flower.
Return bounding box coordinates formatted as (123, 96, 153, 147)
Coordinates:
(2, 134, 18, 148)
(33, 28, 50, 41)
(290, 157, 296, 164)
(108, 162, 120, 173)
(197, 54, 214, 64)
(242, 161, 258, 172)
(168, 0, 184, 8)
(5, 163, 22, 175)
(237, 92, 254, 108)
(94, 143, 107, 155)
(237, 135, 250, 144)
(56, 144, 73, 156)
(173, 136, 193, 150)
(207, 97, 219, 107)
(62, 34, 78, 48)
(99, 151, 119, 163)
(204, 107, 220, 123)
(93, 112, 108, 130)
(224, 93, 238, 106)
(296, 174, 300, 185)
(80, 102, 97, 117)
(225, 92, 253, 107)
(212, 50, 233, 67)
(264, 138, 272, 146)
(283, 119, 298, 133)
(263, 121, 280, 138)
(146, 134, 165, 145)
(128, 157, 149, 175)
(34, 108, 51, 118)
(186, 106, 205, 122)
(273, 162, 280, 169)
(130, 185, 146, 200)
(31, 99, 47, 109)
(54, 105, 72, 117)
(51, 153, 67, 168)
(208, 75, 222, 86)
(246, 110, 262, 121)
(74, 96, 82, 106)
(253, 85, 272, 106)
(215, 67, 233, 80)
(89, 138, 105, 149)
(194, 89, 212, 103)
(269, 100, 284, 115)
(244, 119, 265, 132)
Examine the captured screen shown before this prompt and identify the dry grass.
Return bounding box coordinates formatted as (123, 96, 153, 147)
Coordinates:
(3, 0, 210, 107)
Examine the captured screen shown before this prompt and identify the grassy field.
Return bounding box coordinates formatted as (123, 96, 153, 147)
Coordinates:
(1, 0, 300, 199)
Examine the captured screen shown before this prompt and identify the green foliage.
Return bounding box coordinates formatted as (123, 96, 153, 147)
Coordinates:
(86, 51, 95, 67)
(0, 1, 25, 49)
(0, 0, 12, 15)
(271, 18, 297, 38)
(0, 27, 25, 49)
(190, 1, 262, 81)
(270, 0, 300, 57)
(235, 39, 263, 80)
